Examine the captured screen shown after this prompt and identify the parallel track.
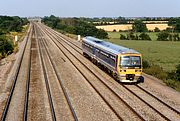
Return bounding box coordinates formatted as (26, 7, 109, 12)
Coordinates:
(136, 84, 180, 115)
(34, 24, 56, 121)
(36, 24, 78, 121)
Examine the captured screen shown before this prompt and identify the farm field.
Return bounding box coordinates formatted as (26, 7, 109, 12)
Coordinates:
(106, 33, 180, 72)
(96, 23, 170, 31)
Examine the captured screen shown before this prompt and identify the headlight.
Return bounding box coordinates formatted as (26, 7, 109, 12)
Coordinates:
(135, 70, 141, 72)
(120, 70, 126, 72)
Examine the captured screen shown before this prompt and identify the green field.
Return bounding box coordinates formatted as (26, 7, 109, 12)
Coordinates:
(108, 31, 158, 40)
(107, 32, 180, 72)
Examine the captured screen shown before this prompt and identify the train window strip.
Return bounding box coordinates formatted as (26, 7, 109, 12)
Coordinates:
(95, 49, 116, 61)
(84, 41, 116, 57)
(83, 47, 116, 69)
(96, 51, 115, 67)
(83, 44, 93, 53)
(94, 46, 116, 57)
(83, 41, 116, 66)
(95, 56, 116, 70)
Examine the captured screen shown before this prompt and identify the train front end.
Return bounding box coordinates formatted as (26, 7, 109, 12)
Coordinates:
(117, 54, 143, 83)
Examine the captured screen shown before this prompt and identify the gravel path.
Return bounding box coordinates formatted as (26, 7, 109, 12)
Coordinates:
(27, 34, 52, 121)
(38, 31, 75, 120)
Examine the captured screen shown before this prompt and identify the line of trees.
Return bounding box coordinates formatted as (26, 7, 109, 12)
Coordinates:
(0, 16, 28, 33)
(42, 15, 108, 39)
(87, 16, 171, 26)
(119, 19, 180, 41)
(157, 32, 180, 41)
(120, 32, 151, 40)
(120, 32, 180, 41)
(168, 17, 180, 32)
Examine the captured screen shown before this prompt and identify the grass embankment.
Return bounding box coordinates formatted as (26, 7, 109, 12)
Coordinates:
(107, 32, 180, 91)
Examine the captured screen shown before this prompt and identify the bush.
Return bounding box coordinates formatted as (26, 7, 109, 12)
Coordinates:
(0, 36, 14, 58)
(120, 34, 127, 40)
(144, 64, 167, 80)
(96, 29, 108, 39)
(139, 33, 151, 40)
(143, 60, 180, 91)
(132, 20, 148, 32)
(157, 32, 169, 41)
(127, 32, 137, 40)
(142, 60, 150, 69)
(154, 27, 160, 32)
(157, 32, 180, 41)
(173, 34, 180, 41)
(164, 79, 180, 91)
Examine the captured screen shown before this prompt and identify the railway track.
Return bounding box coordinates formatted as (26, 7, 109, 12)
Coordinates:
(37, 23, 146, 120)
(38, 23, 180, 120)
(1, 24, 33, 121)
(34, 24, 78, 121)
(34, 24, 56, 121)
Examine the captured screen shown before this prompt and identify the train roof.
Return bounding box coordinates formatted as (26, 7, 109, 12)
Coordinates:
(83, 36, 140, 55)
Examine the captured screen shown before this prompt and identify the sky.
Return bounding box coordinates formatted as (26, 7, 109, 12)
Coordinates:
(0, 0, 180, 17)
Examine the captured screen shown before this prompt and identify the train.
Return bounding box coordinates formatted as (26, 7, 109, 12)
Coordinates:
(82, 36, 143, 83)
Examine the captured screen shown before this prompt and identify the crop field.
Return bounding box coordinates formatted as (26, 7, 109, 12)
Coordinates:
(106, 32, 180, 72)
(96, 24, 170, 31)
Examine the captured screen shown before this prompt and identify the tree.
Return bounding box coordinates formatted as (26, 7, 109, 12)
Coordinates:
(157, 32, 169, 41)
(96, 29, 108, 39)
(120, 34, 127, 40)
(168, 17, 180, 32)
(127, 32, 136, 40)
(116, 17, 127, 24)
(0, 16, 28, 32)
(142, 60, 150, 69)
(42, 16, 108, 39)
(173, 34, 180, 41)
(0, 36, 14, 57)
(139, 33, 151, 40)
(132, 20, 148, 32)
(154, 27, 160, 32)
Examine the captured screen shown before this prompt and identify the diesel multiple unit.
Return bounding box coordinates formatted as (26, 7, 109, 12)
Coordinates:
(82, 36, 143, 82)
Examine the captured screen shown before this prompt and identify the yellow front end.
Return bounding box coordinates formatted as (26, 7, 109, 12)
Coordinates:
(117, 54, 142, 82)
